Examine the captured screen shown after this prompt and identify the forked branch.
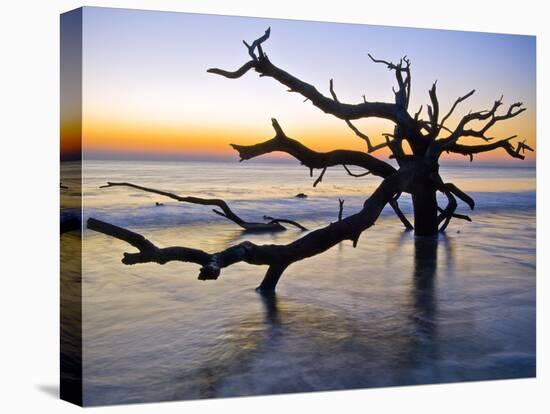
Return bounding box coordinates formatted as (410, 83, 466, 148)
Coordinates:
(440, 97, 526, 145)
(263, 216, 308, 231)
(437, 189, 471, 232)
(343, 164, 371, 177)
(329, 78, 391, 153)
(367, 54, 411, 109)
(446, 136, 532, 161)
(230, 118, 396, 179)
(207, 28, 419, 137)
(439, 89, 476, 130)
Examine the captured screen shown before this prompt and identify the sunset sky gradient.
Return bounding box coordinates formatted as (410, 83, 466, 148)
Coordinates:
(67, 7, 536, 164)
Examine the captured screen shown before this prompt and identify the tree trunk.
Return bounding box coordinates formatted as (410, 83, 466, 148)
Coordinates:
(412, 184, 439, 236)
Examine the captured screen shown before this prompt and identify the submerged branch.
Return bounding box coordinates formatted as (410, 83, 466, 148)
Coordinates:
(389, 194, 413, 230)
(437, 190, 472, 233)
(100, 182, 306, 232)
(263, 216, 308, 231)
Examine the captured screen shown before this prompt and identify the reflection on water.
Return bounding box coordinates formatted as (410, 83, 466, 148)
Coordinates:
(81, 217, 535, 405)
(77, 161, 535, 405)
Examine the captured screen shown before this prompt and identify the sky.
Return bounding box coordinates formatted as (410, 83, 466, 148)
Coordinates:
(62, 6, 536, 164)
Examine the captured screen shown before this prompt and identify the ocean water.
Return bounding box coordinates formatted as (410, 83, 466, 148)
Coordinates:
(67, 160, 535, 405)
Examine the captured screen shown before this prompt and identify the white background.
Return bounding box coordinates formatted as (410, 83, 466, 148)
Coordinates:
(0, 0, 548, 412)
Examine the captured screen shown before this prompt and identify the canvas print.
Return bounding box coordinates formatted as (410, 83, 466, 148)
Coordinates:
(60, 6, 536, 406)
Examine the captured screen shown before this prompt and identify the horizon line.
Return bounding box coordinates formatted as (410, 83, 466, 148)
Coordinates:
(78, 155, 536, 168)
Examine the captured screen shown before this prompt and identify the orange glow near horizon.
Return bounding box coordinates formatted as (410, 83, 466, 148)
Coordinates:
(60, 118, 82, 156)
(80, 113, 536, 164)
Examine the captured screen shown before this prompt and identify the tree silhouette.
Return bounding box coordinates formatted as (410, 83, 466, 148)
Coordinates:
(88, 28, 532, 293)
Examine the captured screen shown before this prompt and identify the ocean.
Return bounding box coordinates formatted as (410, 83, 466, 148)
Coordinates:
(62, 160, 536, 405)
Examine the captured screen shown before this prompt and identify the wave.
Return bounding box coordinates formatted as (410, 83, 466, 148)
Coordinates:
(80, 191, 535, 230)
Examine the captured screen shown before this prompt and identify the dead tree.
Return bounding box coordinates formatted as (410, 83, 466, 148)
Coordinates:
(88, 28, 532, 293)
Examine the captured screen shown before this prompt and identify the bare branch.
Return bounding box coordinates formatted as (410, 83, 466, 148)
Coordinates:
(100, 182, 305, 232)
(345, 121, 391, 153)
(87, 218, 251, 280)
(440, 97, 526, 145)
(313, 167, 327, 187)
(329, 78, 391, 153)
(389, 194, 413, 230)
(419, 120, 454, 135)
(414, 105, 423, 120)
(437, 206, 471, 222)
(517, 140, 534, 155)
(367, 54, 399, 69)
(230, 118, 396, 179)
(445, 183, 475, 211)
(429, 173, 475, 211)
(242, 27, 271, 61)
(367, 53, 411, 109)
(437, 189, 472, 232)
(440, 89, 476, 129)
(338, 199, 345, 221)
(426, 81, 439, 138)
(342, 164, 371, 177)
(263, 216, 308, 231)
(384, 126, 408, 164)
(207, 61, 256, 79)
(446, 135, 528, 160)
(208, 29, 419, 139)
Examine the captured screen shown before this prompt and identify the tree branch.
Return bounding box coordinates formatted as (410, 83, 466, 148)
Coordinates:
(446, 183, 475, 211)
(230, 118, 397, 179)
(389, 194, 413, 230)
(338, 199, 345, 221)
(206, 61, 256, 79)
(439, 89, 476, 130)
(436, 189, 471, 232)
(446, 135, 530, 160)
(342, 164, 371, 177)
(440, 97, 526, 145)
(367, 54, 411, 109)
(329, 78, 391, 153)
(207, 29, 418, 135)
(100, 182, 305, 232)
(263, 216, 308, 231)
(242, 27, 271, 61)
(313, 167, 327, 187)
(422, 81, 440, 139)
